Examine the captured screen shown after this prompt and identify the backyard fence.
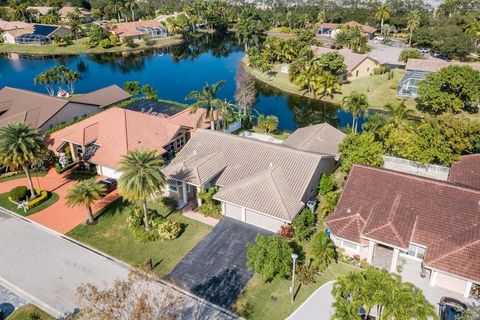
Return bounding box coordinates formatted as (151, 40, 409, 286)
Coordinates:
(382, 156, 450, 181)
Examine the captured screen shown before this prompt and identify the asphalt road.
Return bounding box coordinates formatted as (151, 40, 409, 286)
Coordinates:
(0, 208, 235, 319)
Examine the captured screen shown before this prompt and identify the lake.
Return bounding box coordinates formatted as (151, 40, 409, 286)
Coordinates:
(0, 33, 362, 132)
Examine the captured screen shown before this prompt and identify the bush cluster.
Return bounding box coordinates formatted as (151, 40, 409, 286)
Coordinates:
(27, 190, 50, 209)
(292, 208, 315, 241)
(127, 205, 182, 243)
(8, 186, 28, 202)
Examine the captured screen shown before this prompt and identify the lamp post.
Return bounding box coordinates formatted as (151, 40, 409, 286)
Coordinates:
(290, 253, 298, 303)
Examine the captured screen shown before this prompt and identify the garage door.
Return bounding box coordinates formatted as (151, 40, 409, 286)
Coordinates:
(245, 210, 284, 232)
(224, 203, 243, 220)
(99, 166, 122, 179)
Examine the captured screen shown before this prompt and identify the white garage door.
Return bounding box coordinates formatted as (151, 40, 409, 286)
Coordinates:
(224, 203, 243, 220)
(99, 166, 122, 179)
(245, 210, 284, 232)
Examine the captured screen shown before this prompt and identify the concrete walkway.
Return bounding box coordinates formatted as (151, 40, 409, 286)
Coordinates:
(0, 208, 236, 319)
(288, 281, 336, 320)
(0, 168, 118, 233)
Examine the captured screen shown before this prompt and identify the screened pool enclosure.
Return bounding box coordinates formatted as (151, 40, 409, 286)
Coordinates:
(15, 33, 52, 45)
(136, 26, 168, 39)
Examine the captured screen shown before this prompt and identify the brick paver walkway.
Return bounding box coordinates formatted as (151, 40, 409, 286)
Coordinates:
(181, 202, 219, 227)
(0, 169, 119, 234)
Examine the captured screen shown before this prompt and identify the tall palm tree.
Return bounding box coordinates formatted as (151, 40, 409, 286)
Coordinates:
(295, 69, 320, 98)
(0, 123, 46, 199)
(109, 0, 124, 22)
(123, 0, 138, 22)
(342, 91, 369, 133)
(67, 9, 83, 44)
(375, 5, 391, 34)
(65, 179, 106, 224)
(311, 232, 337, 270)
(406, 10, 421, 47)
(384, 100, 414, 129)
(185, 80, 226, 130)
(331, 297, 362, 320)
(316, 72, 340, 102)
(236, 6, 263, 50)
(117, 149, 165, 232)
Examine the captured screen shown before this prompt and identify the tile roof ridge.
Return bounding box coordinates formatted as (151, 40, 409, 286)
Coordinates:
(194, 151, 224, 184)
(353, 164, 480, 195)
(267, 165, 291, 218)
(3, 86, 70, 102)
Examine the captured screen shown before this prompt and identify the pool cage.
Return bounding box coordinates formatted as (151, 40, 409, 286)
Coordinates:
(136, 26, 168, 39)
(15, 34, 51, 45)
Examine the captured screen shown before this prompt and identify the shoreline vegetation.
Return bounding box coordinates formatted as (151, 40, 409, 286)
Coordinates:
(242, 58, 416, 112)
(0, 35, 183, 56)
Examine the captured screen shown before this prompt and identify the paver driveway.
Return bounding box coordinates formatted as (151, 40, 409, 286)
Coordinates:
(0, 168, 118, 233)
(165, 218, 272, 309)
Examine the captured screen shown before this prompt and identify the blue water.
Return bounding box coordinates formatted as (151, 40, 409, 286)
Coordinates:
(0, 35, 361, 132)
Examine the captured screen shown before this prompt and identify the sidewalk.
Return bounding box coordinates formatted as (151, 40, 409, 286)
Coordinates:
(182, 202, 219, 227)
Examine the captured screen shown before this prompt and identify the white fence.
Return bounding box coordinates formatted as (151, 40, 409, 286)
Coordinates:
(223, 120, 242, 134)
(382, 156, 450, 181)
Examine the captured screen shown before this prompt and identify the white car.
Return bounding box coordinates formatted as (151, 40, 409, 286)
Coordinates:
(416, 47, 429, 54)
(373, 36, 385, 42)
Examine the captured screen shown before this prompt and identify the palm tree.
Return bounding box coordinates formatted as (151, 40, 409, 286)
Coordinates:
(295, 69, 320, 98)
(406, 10, 421, 47)
(123, 0, 138, 21)
(185, 80, 226, 130)
(331, 297, 362, 320)
(332, 29, 350, 49)
(311, 232, 337, 270)
(465, 21, 480, 47)
(117, 149, 165, 232)
(384, 100, 414, 129)
(316, 71, 340, 102)
(236, 6, 263, 50)
(0, 123, 46, 199)
(65, 179, 106, 224)
(342, 91, 369, 133)
(375, 5, 391, 34)
(67, 9, 83, 44)
(109, 0, 124, 22)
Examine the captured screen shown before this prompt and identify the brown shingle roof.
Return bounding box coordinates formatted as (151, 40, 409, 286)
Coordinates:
(47, 108, 187, 169)
(405, 59, 480, 72)
(164, 130, 332, 221)
(0, 87, 69, 129)
(71, 85, 131, 108)
(311, 46, 380, 73)
(327, 165, 480, 282)
(283, 123, 346, 160)
(448, 154, 480, 190)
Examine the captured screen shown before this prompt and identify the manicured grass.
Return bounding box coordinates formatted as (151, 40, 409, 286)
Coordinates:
(245, 60, 417, 111)
(67, 198, 212, 276)
(247, 126, 291, 140)
(0, 171, 47, 183)
(7, 304, 54, 320)
(0, 192, 59, 216)
(235, 262, 358, 320)
(0, 36, 183, 55)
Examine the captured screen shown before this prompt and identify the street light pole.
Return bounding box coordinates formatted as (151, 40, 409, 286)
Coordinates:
(290, 253, 298, 303)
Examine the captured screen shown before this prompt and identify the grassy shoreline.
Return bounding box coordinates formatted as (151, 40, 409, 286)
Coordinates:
(0, 35, 183, 56)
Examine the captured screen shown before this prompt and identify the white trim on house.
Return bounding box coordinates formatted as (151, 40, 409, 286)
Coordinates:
(219, 198, 292, 224)
(361, 236, 407, 252)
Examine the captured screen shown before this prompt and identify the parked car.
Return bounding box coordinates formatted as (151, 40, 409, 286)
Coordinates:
(373, 36, 385, 42)
(431, 52, 450, 61)
(439, 297, 467, 320)
(99, 178, 117, 194)
(416, 47, 429, 54)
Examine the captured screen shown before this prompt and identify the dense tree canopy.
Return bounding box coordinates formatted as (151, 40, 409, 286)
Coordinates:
(339, 132, 385, 172)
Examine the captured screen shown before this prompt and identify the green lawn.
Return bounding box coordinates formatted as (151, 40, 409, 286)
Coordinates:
(67, 198, 212, 276)
(235, 262, 358, 320)
(0, 36, 183, 55)
(246, 127, 291, 139)
(0, 171, 47, 183)
(0, 192, 59, 216)
(245, 61, 417, 111)
(7, 304, 54, 320)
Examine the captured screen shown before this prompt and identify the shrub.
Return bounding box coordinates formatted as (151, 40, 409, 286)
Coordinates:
(27, 190, 49, 209)
(55, 161, 78, 174)
(143, 35, 153, 46)
(279, 26, 291, 33)
(296, 264, 316, 286)
(246, 234, 293, 282)
(197, 203, 222, 217)
(292, 208, 315, 241)
(197, 187, 222, 217)
(319, 175, 336, 196)
(277, 224, 295, 240)
(157, 219, 182, 240)
(123, 37, 135, 48)
(160, 196, 177, 213)
(127, 207, 164, 243)
(100, 38, 111, 48)
(86, 39, 98, 48)
(109, 34, 119, 45)
(8, 186, 28, 202)
(372, 65, 390, 75)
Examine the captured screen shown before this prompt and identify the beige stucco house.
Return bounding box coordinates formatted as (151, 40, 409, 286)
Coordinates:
(326, 164, 480, 299)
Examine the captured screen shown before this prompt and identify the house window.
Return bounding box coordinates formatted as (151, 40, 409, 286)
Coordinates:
(342, 240, 358, 250)
(407, 244, 426, 259)
(176, 135, 185, 149)
(168, 184, 178, 192)
(355, 70, 359, 77)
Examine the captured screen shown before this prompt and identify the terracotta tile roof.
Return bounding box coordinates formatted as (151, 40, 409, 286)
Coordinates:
(109, 19, 164, 38)
(283, 123, 346, 160)
(449, 154, 480, 190)
(0, 19, 32, 31)
(318, 20, 377, 34)
(327, 165, 480, 282)
(405, 58, 480, 72)
(47, 108, 187, 169)
(0, 87, 69, 129)
(311, 46, 380, 73)
(27, 6, 54, 15)
(167, 108, 212, 130)
(164, 130, 333, 221)
(71, 85, 131, 108)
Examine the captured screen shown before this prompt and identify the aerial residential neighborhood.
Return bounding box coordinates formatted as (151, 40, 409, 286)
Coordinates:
(0, 0, 479, 319)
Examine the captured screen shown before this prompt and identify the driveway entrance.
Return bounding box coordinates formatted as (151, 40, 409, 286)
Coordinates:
(165, 218, 271, 309)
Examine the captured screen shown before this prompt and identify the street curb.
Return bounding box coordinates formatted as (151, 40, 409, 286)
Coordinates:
(0, 206, 238, 319)
(287, 280, 336, 320)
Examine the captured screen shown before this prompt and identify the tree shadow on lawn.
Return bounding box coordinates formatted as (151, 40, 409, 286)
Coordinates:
(94, 198, 130, 220)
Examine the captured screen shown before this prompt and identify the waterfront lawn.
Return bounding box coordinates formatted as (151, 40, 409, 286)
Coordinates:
(235, 262, 358, 320)
(7, 304, 54, 320)
(67, 198, 212, 276)
(0, 35, 182, 55)
(0, 192, 59, 216)
(246, 63, 416, 111)
(0, 171, 47, 183)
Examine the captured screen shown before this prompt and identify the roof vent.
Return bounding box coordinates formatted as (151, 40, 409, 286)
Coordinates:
(269, 162, 273, 167)
(192, 150, 197, 156)
(347, 208, 351, 213)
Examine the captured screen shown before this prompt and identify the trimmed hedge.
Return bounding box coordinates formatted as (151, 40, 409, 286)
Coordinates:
(8, 186, 27, 202)
(55, 161, 78, 174)
(27, 190, 49, 209)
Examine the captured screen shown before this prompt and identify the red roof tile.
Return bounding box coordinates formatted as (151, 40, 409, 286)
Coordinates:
(448, 154, 480, 190)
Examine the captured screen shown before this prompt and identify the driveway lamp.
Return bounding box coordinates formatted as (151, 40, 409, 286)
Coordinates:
(290, 253, 298, 303)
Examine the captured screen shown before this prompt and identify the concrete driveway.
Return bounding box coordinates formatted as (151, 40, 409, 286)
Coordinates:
(0, 208, 235, 319)
(165, 218, 271, 309)
(288, 281, 335, 320)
